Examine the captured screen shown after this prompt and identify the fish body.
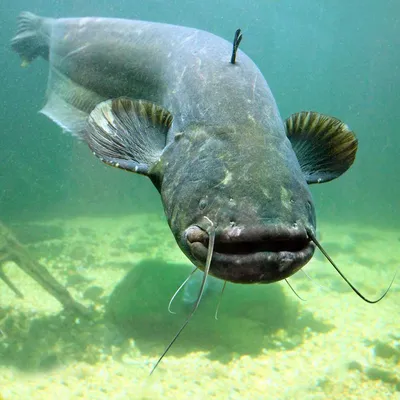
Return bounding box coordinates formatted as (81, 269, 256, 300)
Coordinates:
(11, 13, 357, 285)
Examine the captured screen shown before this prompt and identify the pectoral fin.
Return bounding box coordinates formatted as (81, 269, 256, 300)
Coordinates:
(85, 98, 173, 176)
(285, 111, 358, 184)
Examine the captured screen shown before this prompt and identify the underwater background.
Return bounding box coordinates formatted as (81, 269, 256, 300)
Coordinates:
(0, 0, 399, 399)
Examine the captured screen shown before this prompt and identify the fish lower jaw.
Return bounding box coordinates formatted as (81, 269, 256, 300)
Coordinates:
(189, 242, 315, 284)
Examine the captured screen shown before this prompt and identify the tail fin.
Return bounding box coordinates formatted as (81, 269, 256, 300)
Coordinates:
(11, 12, 50, 65)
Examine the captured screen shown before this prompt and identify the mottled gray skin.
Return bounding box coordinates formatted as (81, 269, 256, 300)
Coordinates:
(158, 120, 316, 283)
(16, 16, 317, 284)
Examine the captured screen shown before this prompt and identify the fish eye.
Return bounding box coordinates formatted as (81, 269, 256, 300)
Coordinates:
(199, 198, 208, 210)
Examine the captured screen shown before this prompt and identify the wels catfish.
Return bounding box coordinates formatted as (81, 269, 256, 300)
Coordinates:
(11, 12, 395, 372)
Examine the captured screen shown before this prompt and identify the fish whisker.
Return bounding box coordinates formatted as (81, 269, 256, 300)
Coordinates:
(150, 217, 216, 375)
(285, 278, 306, 301)
(301, 268, 330, 292)
(307, 228, 397, 303)
(214, 280, 227, 320)
(168, 267, 198, 314)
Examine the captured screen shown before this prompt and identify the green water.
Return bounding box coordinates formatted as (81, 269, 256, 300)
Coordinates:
(0, 1, 399, 399)
(1, 0, 400, 226)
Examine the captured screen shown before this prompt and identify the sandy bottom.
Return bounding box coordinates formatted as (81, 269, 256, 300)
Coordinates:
(0, 214, 399, 399)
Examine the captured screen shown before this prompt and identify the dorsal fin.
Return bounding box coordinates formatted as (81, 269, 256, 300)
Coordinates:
(285, 111, 358, 184)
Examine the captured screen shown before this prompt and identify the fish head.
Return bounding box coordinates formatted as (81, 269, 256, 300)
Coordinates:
(159, 122, 317, 284)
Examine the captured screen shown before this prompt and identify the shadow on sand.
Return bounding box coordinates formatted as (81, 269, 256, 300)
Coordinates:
(105, 259, 334, 363)
(0, 258, 334, 371)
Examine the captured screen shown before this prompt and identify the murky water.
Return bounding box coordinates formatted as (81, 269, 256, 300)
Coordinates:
(1, 1, 399, 398)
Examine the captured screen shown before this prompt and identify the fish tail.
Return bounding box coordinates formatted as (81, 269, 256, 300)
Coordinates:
(11, 12, 51, 66)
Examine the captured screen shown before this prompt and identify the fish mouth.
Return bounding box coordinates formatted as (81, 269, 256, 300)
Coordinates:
(184, 225, 315, 283)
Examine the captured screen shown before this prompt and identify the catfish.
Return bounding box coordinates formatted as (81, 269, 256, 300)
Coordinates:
(11, 12, 395, 373)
